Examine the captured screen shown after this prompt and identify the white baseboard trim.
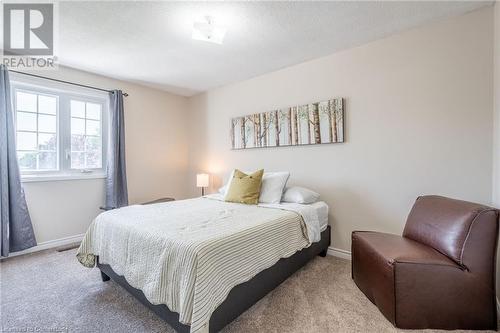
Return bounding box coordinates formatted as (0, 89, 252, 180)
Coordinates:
(327, 246, 352, 260)
(4, 233, 84, 258)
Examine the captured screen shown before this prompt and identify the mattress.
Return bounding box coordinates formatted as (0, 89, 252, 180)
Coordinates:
(311, 201, 329, 231)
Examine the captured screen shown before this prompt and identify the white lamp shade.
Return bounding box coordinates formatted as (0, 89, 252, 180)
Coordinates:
(196, 173, 209, 188)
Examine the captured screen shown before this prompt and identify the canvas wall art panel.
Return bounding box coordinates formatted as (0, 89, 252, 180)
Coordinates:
(230, 98, 344, 149)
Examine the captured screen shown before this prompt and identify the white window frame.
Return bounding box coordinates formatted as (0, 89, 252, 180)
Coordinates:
(14, 88, 60, 174)
(11, 74, 109, 182)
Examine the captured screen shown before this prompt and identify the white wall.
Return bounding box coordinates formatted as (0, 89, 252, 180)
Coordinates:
(187, 8, 494, 253)
(22, 179, 105, 244)
(493, 0, 500, 299)
(493, 2, 500, 206)
(21, 66, 190, 244)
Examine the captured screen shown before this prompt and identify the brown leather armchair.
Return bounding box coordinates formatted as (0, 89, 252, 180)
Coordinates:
(352, 195, 499, 330)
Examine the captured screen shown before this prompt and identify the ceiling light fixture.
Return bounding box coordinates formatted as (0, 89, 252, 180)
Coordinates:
(192, 16, 226, 44)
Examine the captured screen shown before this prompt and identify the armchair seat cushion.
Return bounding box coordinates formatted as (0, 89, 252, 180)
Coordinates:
(352, 231, 457, 267)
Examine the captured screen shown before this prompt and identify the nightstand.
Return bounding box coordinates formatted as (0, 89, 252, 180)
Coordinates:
(99, 197, 175, 211)
(142, 197, 175, 205)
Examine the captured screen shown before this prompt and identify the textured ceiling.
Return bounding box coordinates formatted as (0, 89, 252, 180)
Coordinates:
(55, 1, 493, 96)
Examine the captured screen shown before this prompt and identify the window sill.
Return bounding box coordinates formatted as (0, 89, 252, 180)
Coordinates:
(21, 173, 106, 183)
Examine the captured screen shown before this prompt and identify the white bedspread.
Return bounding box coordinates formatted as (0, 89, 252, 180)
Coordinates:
(77, 198, 318, 333)
(205, 193, 326, 242)
(260, 202, 323, 242)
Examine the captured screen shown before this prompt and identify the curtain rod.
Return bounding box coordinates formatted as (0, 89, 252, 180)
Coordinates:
(8, 70, 129, 97)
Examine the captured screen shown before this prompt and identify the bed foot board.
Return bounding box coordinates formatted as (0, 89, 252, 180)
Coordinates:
(318, 249, 328, 257)
(101, 271, 110, 282)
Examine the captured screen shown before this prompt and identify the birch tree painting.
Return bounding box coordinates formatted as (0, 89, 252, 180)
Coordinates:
(231, 98, 344, 149)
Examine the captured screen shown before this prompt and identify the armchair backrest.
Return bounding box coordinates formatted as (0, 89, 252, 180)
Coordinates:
(403, 195, 498, 270)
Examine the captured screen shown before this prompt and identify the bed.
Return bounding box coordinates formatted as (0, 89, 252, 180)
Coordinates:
(77, 195, 330, 333)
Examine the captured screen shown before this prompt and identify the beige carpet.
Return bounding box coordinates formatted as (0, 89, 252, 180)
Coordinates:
(0, 248, 495, 333)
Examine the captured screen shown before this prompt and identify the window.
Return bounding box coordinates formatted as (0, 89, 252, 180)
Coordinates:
(16, 91, 58, 171)
(70, 100, 102, 169)
(12, 77, 108, 181)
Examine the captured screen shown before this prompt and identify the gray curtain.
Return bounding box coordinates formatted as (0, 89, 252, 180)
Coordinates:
(0, 65, 37, 256)
(105, 90, 128, 208)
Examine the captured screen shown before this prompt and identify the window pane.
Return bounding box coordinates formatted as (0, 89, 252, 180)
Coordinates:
(86, 151, 102, 168)
(71, 100, 85, 118)
(17, 132, 37, 150)
(16, 91, 37, 112)
(15, 90, 60, 172)
(71, 152, 85, 169)
(86, 120, 100, 136)
(38, 95, 57, 115)
(16, 111, 37, 131)
(38, 114, 56, 133)
(38, 152, 57, 170)
(86, 103, 101, 120)
(17, 151, 37, 170)
(38, 133, 56, 150)
(85, 136, 101, 151)
(71, 117, 85, 135)
(71, 134, 85, 152)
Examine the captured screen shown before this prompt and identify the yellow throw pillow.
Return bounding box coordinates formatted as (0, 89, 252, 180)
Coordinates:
(225, 169, 264, 205)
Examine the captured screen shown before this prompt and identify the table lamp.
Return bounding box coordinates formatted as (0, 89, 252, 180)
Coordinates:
(196, 173, 209, 196)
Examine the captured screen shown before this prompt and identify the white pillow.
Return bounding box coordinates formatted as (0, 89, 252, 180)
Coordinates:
(282, 186, 320, 204)
(259, 172, 290, 204)
(218, 185, 227, 194)
(219, 170, 290, 204)
(218, 169, 236, 194)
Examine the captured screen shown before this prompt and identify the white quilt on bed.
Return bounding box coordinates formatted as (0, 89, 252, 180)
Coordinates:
(205, 193, 325, 242)
(77, 198, 321, 333)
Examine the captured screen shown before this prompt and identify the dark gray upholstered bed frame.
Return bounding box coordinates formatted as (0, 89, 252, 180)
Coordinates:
(97, 225, 331, 333)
